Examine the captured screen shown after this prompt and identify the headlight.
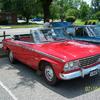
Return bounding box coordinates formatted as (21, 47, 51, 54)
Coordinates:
(63, 60, 79, 72)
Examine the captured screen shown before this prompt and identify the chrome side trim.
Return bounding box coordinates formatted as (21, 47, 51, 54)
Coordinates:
(6, 42, 65, 62)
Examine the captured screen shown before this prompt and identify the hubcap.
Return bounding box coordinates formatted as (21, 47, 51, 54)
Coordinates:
(9, 51, 13, 62)
(45, 66, 54, 81)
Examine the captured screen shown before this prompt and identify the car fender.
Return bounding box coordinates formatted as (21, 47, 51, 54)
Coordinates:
(39, 57, 64, 79)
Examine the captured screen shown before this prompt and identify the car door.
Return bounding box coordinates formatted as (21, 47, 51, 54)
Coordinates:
(18, 42, 40, 68)
(15, 31, 41, 68)
(10, 34, 33, 65)
(8, 40, 24, 61)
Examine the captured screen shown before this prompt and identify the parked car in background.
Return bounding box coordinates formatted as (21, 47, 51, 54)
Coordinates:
(66, 25, 100, 44)
(51, 22, 72, 28)
(3, 27, 100, 85)
(31, 18, 42, 21)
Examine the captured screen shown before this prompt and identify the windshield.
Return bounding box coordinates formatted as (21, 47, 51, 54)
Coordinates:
(39, 28, 70, 42)
(90, 26, 100, 36)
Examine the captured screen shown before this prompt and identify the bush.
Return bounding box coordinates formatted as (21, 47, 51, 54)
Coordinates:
(66, 16, 76, 22)
(0, 19, 8, 25)
(66, 9, 79, 18)
(95, 11, 100, 21)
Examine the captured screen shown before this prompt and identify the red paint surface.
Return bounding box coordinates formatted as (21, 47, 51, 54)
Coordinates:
(2, 38, 100, 79)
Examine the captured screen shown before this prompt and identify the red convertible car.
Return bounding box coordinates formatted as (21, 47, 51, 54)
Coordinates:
(2, 27, 100, 85)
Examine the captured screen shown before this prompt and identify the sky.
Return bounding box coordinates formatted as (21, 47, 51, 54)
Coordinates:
(83, 0, 92, 5)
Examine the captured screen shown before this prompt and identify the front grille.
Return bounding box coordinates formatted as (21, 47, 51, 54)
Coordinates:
(79, 55, 100, 67)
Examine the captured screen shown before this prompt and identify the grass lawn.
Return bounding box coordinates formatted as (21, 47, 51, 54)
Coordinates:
(74, 19, 85, 25)
(0, 19, 99, 29)
(0, 23, 42, 29)
(74, 19, 99, 25)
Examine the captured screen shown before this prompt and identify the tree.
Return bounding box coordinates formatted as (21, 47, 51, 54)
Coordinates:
(50, 1, 60, 20)
(50, 0, 74, 21)
(50, 0, 81, 21)
(72, 0, 81, 8)
(15, 0, 41, 23)
(50, 0, 69, 20)
(65, 8, 79, 18)
(1, 0, 15, 12)
(91, 0, 100, 12)
(40, 0, 53, 22)
(1, 0, 53, 23)
(95, 11, 100, 21)
(79, 2, 91, 20)
(1, 0, 41, 23)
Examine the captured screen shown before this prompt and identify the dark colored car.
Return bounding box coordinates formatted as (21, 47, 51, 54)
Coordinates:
(66, 25, 100, 44)
(31, 18, 42, 21)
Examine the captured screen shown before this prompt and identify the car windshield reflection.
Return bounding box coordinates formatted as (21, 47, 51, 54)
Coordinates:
(38, 28, 70, 43)
(90, 26, 100, 37)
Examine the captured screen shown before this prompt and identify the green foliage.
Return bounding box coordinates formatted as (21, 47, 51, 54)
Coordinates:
(0, 23, 41, 29)
(0, 0, 99, 23)
(65, 9, 79, 18)
(66, 16, 76, 22)
(15, 0, 41, 23)
(79, 2, 90, 20)
(91, 0, 100, 12)
(0, 19, 8, 25)
(1, 0, 42, 23)
(72, 0, 81, 8)
(95, 11, 100, 21)
(74, 19, 85, 25)
(50, 0, 81, 20)
(74, 19, 98, 25)
(50, 1, 60, 19)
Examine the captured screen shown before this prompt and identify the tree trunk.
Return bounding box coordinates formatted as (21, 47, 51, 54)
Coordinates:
(26, 17, 29, 24)
(43, 4, 50, 22)
(41, 0, 53, 22)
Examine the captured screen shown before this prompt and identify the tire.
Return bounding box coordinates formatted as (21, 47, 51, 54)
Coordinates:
(8, 50, 16, 64)
(43, 63, 58, 85)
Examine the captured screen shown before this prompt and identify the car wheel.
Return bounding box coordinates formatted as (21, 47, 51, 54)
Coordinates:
(43, 64, 58, 85)
(8, 51, 16, 64)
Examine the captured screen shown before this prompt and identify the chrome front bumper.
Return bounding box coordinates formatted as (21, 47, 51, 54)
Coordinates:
(60, 64, 100, 80)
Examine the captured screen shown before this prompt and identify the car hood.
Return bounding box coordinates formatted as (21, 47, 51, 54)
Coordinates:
(38, 40, 100, 62)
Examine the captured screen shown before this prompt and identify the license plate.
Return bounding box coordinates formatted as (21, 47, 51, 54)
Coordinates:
(90, 70, 98, 77)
